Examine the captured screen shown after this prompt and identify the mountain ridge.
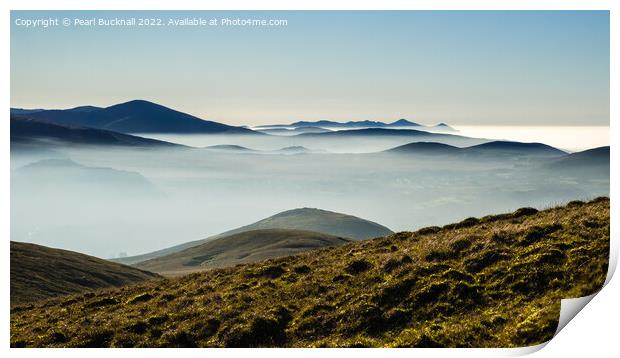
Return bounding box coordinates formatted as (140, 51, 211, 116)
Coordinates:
(11, 116, 184, 149)
(11, 100, 260, 135)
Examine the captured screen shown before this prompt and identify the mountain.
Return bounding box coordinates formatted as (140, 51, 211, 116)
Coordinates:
(66, 105, 102, 113)
(12, 158, 162, 199)
(465, 141, 566, 156)
(11, 100, 259, 135)
(390, 119, 419, 127)
(113, 208, 393, 265)
(10, 198, 609, 347)
(277, 146, 314, 154)
(10, 241, 160, 306)
(543, 146, 609, 176)
(10, 108, 45, 115)
(431, 123, 456, 132)
(255, 119, 422, 129)
(256, 127, 332, 135)
(136, 229, 351, 275)
(204, 144, 256, 153)
(385, 142, 462, 155)
(298, 128, 449, 137)
(385, 140, 566, 158)
(10, 116, 183, 149)
(545, 146, 609, 169)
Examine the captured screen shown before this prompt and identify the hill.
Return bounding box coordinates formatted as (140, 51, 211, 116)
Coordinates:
(136, 229, 351, 275)
(10, 116, 183, 149)
(11, 198, 609, 347)
(298, 128, 441, 137)
(204, 144, 256, 153)
(385, 142, 462, 155)
(12, 158, 162, 199)
(465, 141, 566, 157)
(256, 127, 332, 135)
(113, 208, 393, 265)
(12, 100, 258, 135)
(276, 146, 316, 154)
(385, 140, 566, 158)
(256, 119, 422, 129)
(545, 146, 610, 170)
(10, 241, 160, 306)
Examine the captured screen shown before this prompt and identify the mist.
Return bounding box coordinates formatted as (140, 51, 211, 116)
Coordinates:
(10, 133, 609, 259)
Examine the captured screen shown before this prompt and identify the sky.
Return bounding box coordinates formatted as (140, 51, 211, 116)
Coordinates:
(10, 10, 610, 126)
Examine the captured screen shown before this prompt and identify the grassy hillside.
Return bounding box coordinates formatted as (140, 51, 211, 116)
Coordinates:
(136, 229, 351, 276)
(10, 242, 160, 306)
(10, 198, 609, 347)
(114, 207, 392, 265)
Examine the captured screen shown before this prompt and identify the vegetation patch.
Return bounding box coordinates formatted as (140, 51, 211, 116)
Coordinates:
(10, 198, 609, 348)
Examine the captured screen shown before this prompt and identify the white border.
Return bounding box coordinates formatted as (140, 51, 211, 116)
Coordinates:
(2, 1, 617, 357)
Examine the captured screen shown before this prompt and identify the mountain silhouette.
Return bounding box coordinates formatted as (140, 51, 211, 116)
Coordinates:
(465, 141, 566, 156)
(255, 118, 423, 129)
(545, 146, 609, 171)
(386, 142, 462, 155)
(386, 140, 566, 158)
(10, 116, 183, 148)
(11, 100, 259, 135)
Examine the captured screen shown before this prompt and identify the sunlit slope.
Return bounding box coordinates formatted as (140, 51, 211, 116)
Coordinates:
(10, 242, 160, 306)
(136, 229, 351, 275)
(11, 198, 608, 347)
(114, 208, 392, 265)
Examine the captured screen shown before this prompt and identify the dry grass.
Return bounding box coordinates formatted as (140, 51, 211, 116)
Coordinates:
(10, 241, 160, 306)
(10, 198, 609, 347)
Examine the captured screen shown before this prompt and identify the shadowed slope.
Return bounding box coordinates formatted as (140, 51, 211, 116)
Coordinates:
(10, 242, 160, 306)
(10, 116, 183, 148)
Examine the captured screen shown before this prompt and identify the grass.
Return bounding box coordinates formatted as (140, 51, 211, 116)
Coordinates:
(10, 241, 160, 306)
(10, 197, 609, 347)
(135, 229, 351, 276)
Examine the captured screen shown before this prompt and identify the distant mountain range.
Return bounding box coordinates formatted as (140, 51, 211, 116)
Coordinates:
(10, 241, 159, 305)
(11, 116, 183, 149)
(256, 126, 333, 136)
(386, 140, 567, 157)
(136, 229, 351, 275)
(10, 100, 258, 135)
(297, 127, 458, 138)
(204, 144, 319, 155)
(113, 207, 393, 265)
(255, 118, 455, 131)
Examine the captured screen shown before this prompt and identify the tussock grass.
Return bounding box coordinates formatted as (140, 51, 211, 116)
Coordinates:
(10, 198, 609, 347)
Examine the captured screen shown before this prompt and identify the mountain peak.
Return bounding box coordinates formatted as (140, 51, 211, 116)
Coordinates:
(20, 100, 259, 135)
(391, 118, 420, 126)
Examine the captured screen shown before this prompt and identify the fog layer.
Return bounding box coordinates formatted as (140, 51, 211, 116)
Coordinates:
(11, 132, 609, 258)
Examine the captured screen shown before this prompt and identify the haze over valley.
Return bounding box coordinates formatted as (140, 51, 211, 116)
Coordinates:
(10, 100, 610, 259)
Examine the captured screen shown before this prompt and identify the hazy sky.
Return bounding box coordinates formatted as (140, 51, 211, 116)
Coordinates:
(11, 11, 609, 126)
